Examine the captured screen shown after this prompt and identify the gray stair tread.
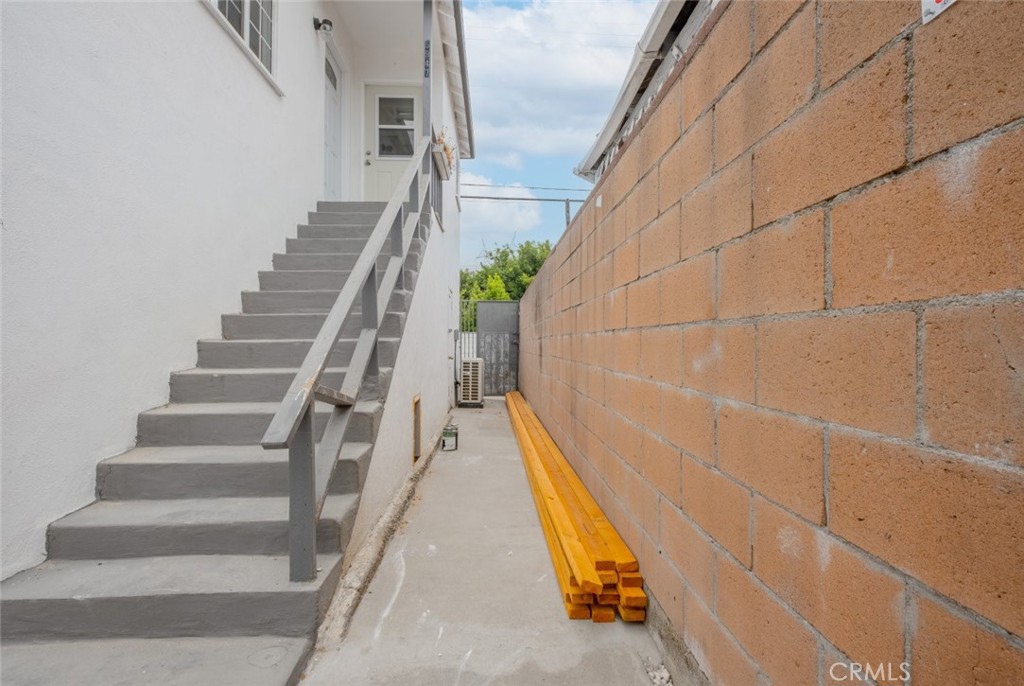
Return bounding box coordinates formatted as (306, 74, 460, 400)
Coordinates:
(260, 270, 353, 275)
(171, 366, 349, 377)
(241, 289, 348, 295)
(278, 251, 362, 256)
(103, 442, 371, 466)
(51, 494, 358, 529)
(0, 635, 311, 686)
(140, 401, 380, 416)
(1, 553, 341, 599)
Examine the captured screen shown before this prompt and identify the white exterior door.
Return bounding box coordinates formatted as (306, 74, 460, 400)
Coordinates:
(363, 85, 419, 201)
(323, 55, 343, 200)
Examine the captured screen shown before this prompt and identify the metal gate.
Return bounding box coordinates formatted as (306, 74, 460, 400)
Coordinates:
(472, 300, 519, 396)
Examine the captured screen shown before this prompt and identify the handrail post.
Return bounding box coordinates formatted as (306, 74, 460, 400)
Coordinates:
(362, 264, 380, 380)
(420, 183, 431, 239)
(391, 208, 405, 292)
(408, 173, 420, 214)
(289, 405, 317, 582)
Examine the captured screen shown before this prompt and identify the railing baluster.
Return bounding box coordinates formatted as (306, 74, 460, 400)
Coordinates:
(289, 405, 317, 582)
(421, 184, 431, 239)
(391, 208, 405, 291)
(362, 264, 379, 380)
(408, 174, 420, 214)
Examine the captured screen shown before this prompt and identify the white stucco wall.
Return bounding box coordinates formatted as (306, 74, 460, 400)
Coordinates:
(1, 0, 454, 578)
(346, 53, 463, 557)
(346, 209, 460, 560)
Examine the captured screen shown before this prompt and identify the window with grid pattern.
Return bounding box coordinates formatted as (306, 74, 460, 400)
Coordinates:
(215, 0, 273, 71)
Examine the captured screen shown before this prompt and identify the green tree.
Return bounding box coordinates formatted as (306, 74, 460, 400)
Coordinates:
(460, 240, 552, 302)
(481, 273, 511, 300)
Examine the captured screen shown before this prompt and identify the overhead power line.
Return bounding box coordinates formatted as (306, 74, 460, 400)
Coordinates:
(464, 25, 643, 38)
(465, 36, 634, 48)
(459, 195, 585, 229)
(461, 183, 591, 193)
(460, 195, 584, 203)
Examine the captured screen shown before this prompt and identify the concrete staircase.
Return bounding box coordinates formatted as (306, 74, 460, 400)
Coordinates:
(0, 201, 426, 686)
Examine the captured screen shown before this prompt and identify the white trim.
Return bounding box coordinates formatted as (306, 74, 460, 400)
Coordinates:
(198, 0, 284, 97)
(363, 79, 422, 87)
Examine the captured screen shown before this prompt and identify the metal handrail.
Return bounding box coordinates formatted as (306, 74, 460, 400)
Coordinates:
(262, 136, 432, 581)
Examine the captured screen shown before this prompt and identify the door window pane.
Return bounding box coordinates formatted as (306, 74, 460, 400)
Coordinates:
(379, 98, 415, 127)
(379, 129, 415, 157)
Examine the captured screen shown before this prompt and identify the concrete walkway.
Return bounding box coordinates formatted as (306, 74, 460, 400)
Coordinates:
(301, 399, 663, 685)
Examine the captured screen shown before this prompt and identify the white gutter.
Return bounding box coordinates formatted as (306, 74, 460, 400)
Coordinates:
(574, 0, 685, 181)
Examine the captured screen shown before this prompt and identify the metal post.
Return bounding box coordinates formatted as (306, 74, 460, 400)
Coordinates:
(422, 0, 434, 224)
(565, 199, 570, 229)
(288, 405, 317, 581)
(362, 264, 380, 379)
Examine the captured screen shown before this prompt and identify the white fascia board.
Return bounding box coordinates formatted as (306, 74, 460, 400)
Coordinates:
(574, 0, 684, 180)
(438, 0, 475, 158)
(574, 0, 690, 181)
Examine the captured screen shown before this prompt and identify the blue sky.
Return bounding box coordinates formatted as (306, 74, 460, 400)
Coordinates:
(458, 0, 657, 267)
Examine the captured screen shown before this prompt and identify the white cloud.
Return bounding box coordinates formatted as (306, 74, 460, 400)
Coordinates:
(459, 171, 543, 266)
(482, 151, 525, 169)
(464, 0, 656, 162)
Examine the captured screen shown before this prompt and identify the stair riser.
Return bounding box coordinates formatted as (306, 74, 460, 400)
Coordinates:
(286, 238, 388, 254)
(47, 517, 353, 559)
(259, 268, 415, 291)
(169, 370, 348, 403)
(297, 224, 376, 239)
(1, 589, 330, 640)
(222, 312, 404, 340)
(196, 338, 399, 369)
(273, 254, 356, 271)
(96, 457, 366, 500)
(137, 408, 378, 446)
(241, 289, 410, 315)
(315, 201, 386, 213)
(308, 211, 385, 225)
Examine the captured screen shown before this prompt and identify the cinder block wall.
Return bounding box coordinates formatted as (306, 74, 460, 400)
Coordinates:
(518, 1, 1024, 684)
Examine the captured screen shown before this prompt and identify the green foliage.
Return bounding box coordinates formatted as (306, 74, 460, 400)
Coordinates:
(482, 273, 511, 301)
(460, 240, 552, 302)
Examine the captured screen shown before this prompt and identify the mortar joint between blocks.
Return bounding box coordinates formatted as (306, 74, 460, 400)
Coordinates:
(813, 0, 823, 96)
(904, 34, 916, 165)
(823, 205, 834, 310)
(914, 306, 927, 443)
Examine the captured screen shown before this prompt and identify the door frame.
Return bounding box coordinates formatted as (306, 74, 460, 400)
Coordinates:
(360, 79, 420, 198)
(323, 38, 350, 200)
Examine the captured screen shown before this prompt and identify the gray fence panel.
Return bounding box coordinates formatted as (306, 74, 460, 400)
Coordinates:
(476, 301, 519, 395)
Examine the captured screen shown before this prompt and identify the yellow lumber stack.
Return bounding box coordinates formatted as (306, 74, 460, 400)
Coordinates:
(506, 391, 648, 622)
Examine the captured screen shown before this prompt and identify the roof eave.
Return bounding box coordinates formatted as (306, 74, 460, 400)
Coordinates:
(574, 0, 689, 181)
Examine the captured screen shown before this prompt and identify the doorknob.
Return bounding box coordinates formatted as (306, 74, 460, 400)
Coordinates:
(365, 150, 371, 166)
